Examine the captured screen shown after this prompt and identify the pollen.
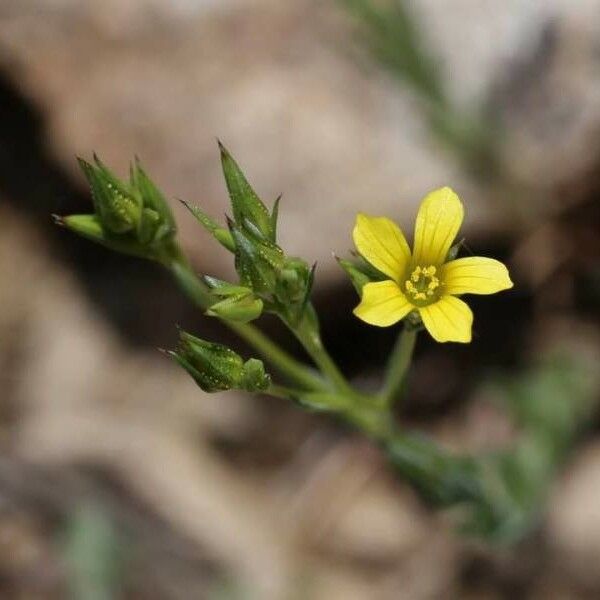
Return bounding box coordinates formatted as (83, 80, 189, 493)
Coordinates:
(405, 265, 441, 303)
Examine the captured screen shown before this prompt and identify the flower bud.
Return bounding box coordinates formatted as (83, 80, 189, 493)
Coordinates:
(169, 331, 270, 393)
(60, 156, 179, 263)
(219, 141, 277, 242)
(275, 258, 315, 326)
(206, 294, 264, 323)
(170, 332, 245, 392)
(239, 358, 270, 392)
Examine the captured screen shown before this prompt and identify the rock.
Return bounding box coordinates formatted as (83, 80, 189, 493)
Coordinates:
(547, 440, 600, 590)
(4, 1, 600, 284)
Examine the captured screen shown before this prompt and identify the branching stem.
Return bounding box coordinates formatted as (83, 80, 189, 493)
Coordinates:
(169, 258, 327, 393)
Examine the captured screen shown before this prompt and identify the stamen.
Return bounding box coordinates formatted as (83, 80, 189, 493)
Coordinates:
(404, 264, 441, 304)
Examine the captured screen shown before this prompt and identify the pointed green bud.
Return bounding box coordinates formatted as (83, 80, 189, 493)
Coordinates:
(228, 218, 284, 294)
(66, 156, 179, 263)
(171, 332, 245, 393)
(203, 277, 263, 322)
(170, 331, 270, 393)
(180, 200, 235, 252)
(206, 294, 264, 323)
(277, 258, 313, 303)
(78, 156, 141, 235)
(240, 358, 270, 392)
(218, 141, 275, 241)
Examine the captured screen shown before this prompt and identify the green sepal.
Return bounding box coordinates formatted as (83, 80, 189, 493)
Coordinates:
(445, 238, 465, 262)
(130, 159, 176, 242)
(336, 256, 372, 294)
(206, 294, 264, 323)
(203, 276, 254, 297)
(218, 141, 274, 241)
(228, 218, 284, 294)
(271, 194, 281, 241)
(301, 262, 316, 316)
(277, 258, 311, 303)
(240, 358, 271, 392)
(275, 258, 315, 325)
(78, 156, 141, 234)
(137, 207, 161, 245)
(180, 200, 235, 252)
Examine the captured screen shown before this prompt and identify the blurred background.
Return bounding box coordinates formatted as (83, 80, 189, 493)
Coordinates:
(1, 0, 600, 598)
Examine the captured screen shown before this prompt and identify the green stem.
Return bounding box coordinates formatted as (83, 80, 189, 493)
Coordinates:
(230, 323, 326, 392)
(169, 259, 327, 392)
(266, 383, 302, 401)
(293, 309, 355, 396)
(380, 324, 418, 407)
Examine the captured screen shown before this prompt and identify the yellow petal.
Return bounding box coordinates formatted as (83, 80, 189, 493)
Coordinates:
(413, 187, 463, 266)
(354, 280, 413, 327)
(442, 257, 513, 296)
(419, 296, 473, 343)
(353, 213, 411, 282)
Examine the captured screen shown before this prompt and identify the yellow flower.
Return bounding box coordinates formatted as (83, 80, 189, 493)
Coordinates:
(352, 187, 513, 343)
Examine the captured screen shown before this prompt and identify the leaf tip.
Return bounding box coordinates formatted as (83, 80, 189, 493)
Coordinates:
(51, 214, 65, 227)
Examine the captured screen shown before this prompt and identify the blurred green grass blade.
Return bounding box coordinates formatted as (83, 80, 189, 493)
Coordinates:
(63, 503, 123, 600)
(343, 0, 446, 106)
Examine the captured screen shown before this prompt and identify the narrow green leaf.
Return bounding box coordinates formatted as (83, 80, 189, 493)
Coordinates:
(180, 200, 235, 252)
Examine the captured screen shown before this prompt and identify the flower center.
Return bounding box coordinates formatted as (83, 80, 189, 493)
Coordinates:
(404, 265, 441, 304)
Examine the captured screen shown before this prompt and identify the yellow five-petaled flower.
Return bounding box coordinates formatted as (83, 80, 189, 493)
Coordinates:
(353, 187, 513, 343)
